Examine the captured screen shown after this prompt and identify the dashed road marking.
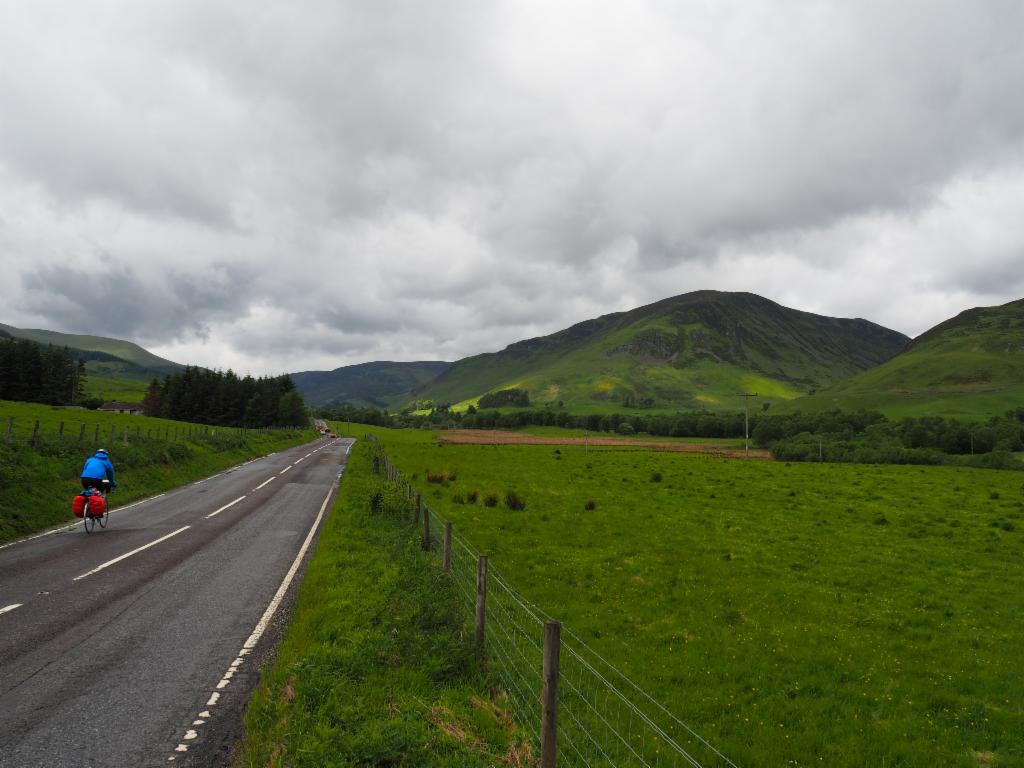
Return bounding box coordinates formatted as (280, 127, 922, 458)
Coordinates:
(1, 603, 23, 615)
(72, 526, 191, 581)
(205, 496, 246, 519)
(279, 466, 291, 475)
(252, 477, 275, 491)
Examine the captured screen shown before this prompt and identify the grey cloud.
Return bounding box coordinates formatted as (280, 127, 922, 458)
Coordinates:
(3, 1, 1024, 372)
(19, 261, 254, 343)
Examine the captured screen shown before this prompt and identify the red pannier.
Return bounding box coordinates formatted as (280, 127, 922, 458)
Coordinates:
(72, 494, 88, 518)
(88, 494, 107, 517)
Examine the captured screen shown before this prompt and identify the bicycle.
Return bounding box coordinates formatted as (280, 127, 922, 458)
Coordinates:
(76, 486, 110, 533)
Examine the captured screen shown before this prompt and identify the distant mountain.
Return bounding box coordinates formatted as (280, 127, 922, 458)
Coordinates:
(0, 323, 183, 377)
(412, 291, 909, 412)
(784, 298, 1024, 418)
(291, 361, 452, 408)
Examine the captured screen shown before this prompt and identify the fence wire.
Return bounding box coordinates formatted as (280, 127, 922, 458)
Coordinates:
(379, 450, 739, 768)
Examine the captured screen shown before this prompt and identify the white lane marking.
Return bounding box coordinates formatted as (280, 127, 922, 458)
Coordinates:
(292, 457, 304, 465)
(184, 730, 198, 740)
(72, 526, 191, 581)
(0, 493, 168, 551)
(205, 496, 246, 519)
(1, 603, 23, 615)
(206, 692, 220, 706)
(243, 485, 334, 649)
(252, 477, 275, 491)
(279, 466, 291, 475)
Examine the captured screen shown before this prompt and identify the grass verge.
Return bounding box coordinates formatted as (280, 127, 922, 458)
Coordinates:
(238, 441, 530, 768)
(0, 400, 314, 543)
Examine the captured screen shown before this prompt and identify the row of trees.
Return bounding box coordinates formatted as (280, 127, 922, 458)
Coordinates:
(316, 401, 1024, 468)
(0, 338, 86, 405)
(317, 402, 751, 437)
(142, 367, 307, 427)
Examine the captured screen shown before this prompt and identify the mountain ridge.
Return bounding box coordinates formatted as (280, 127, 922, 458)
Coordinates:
(782, 296, 1024, 418)
(291, 360, 451, 408)
(412, 290, 910, 412)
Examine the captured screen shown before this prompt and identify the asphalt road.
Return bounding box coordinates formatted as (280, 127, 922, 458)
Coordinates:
(0, 437, 354, 768)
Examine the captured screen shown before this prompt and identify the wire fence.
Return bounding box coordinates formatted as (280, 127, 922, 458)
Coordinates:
(0, 413, 300, 451)
(371, 440, 740, 768)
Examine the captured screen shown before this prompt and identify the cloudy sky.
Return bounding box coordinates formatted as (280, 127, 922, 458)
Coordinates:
(2, 1, 1023, 375)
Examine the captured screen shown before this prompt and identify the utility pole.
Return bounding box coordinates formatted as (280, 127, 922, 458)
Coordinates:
(742, 393, 758, 456)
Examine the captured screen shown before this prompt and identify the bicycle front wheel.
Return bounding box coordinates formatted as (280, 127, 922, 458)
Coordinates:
(98, 507, 108, 529)
(84, 511, 96, 534)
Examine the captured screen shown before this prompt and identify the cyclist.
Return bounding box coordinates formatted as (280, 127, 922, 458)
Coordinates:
(81, 448, 116, 494)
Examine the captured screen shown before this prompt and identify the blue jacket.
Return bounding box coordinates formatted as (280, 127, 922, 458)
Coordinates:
(81, 452, 115, 484)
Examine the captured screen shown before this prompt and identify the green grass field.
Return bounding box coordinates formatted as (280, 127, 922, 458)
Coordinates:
(0, 399, 312, 543)
(511, 425, 745, 446)
(339, 424, 1024, 767)
(82, 374, 149, 402)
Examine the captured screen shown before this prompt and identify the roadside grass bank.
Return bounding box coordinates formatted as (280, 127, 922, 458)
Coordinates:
(0, 400, 313, 544)
(238, 441, 528, 768)
(344, 424, 1024, 767)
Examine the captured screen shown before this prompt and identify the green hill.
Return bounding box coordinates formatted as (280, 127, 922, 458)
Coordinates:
(780, 298, 1024, 418)
(0, 322, 184, 401)
(291, 361, 451, 408)
(0, 323, 182, 374)
(412, 291, 909, 412)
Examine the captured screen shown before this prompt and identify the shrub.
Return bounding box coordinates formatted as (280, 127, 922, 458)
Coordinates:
(483, 493, 499, 508)
(584, 500, 596, 510)
(504, 491, 526, 511)
(478, 388, 530, 409)
(650, 472, 662, 482)
(452, 493, 466, 504)
(466, 490, 479, 504)
(426, 470, 456, 484)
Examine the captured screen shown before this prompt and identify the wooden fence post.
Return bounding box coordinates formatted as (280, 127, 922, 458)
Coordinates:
(136, 426, 140, 439)
(443, 522, 452, 572)
(541, 621, 562, 768)
(123, 426, 129, 444)
(415, 493, 422, 524)
(109, 424, 116, 442)
(147, 428, 151, 439)
(422, 505, 431, 550)
(476, 555, 488, 648)
(5, 417, 13, 443)
(78, 423, 85, 441)
(94, 424, 100, 443)
(372, 456, 380, 474)
(59, 421, 64, 437)
(31, 420, 40, 447)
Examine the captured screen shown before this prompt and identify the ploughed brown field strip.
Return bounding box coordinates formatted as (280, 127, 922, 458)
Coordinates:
(437, 429, 774, 459)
